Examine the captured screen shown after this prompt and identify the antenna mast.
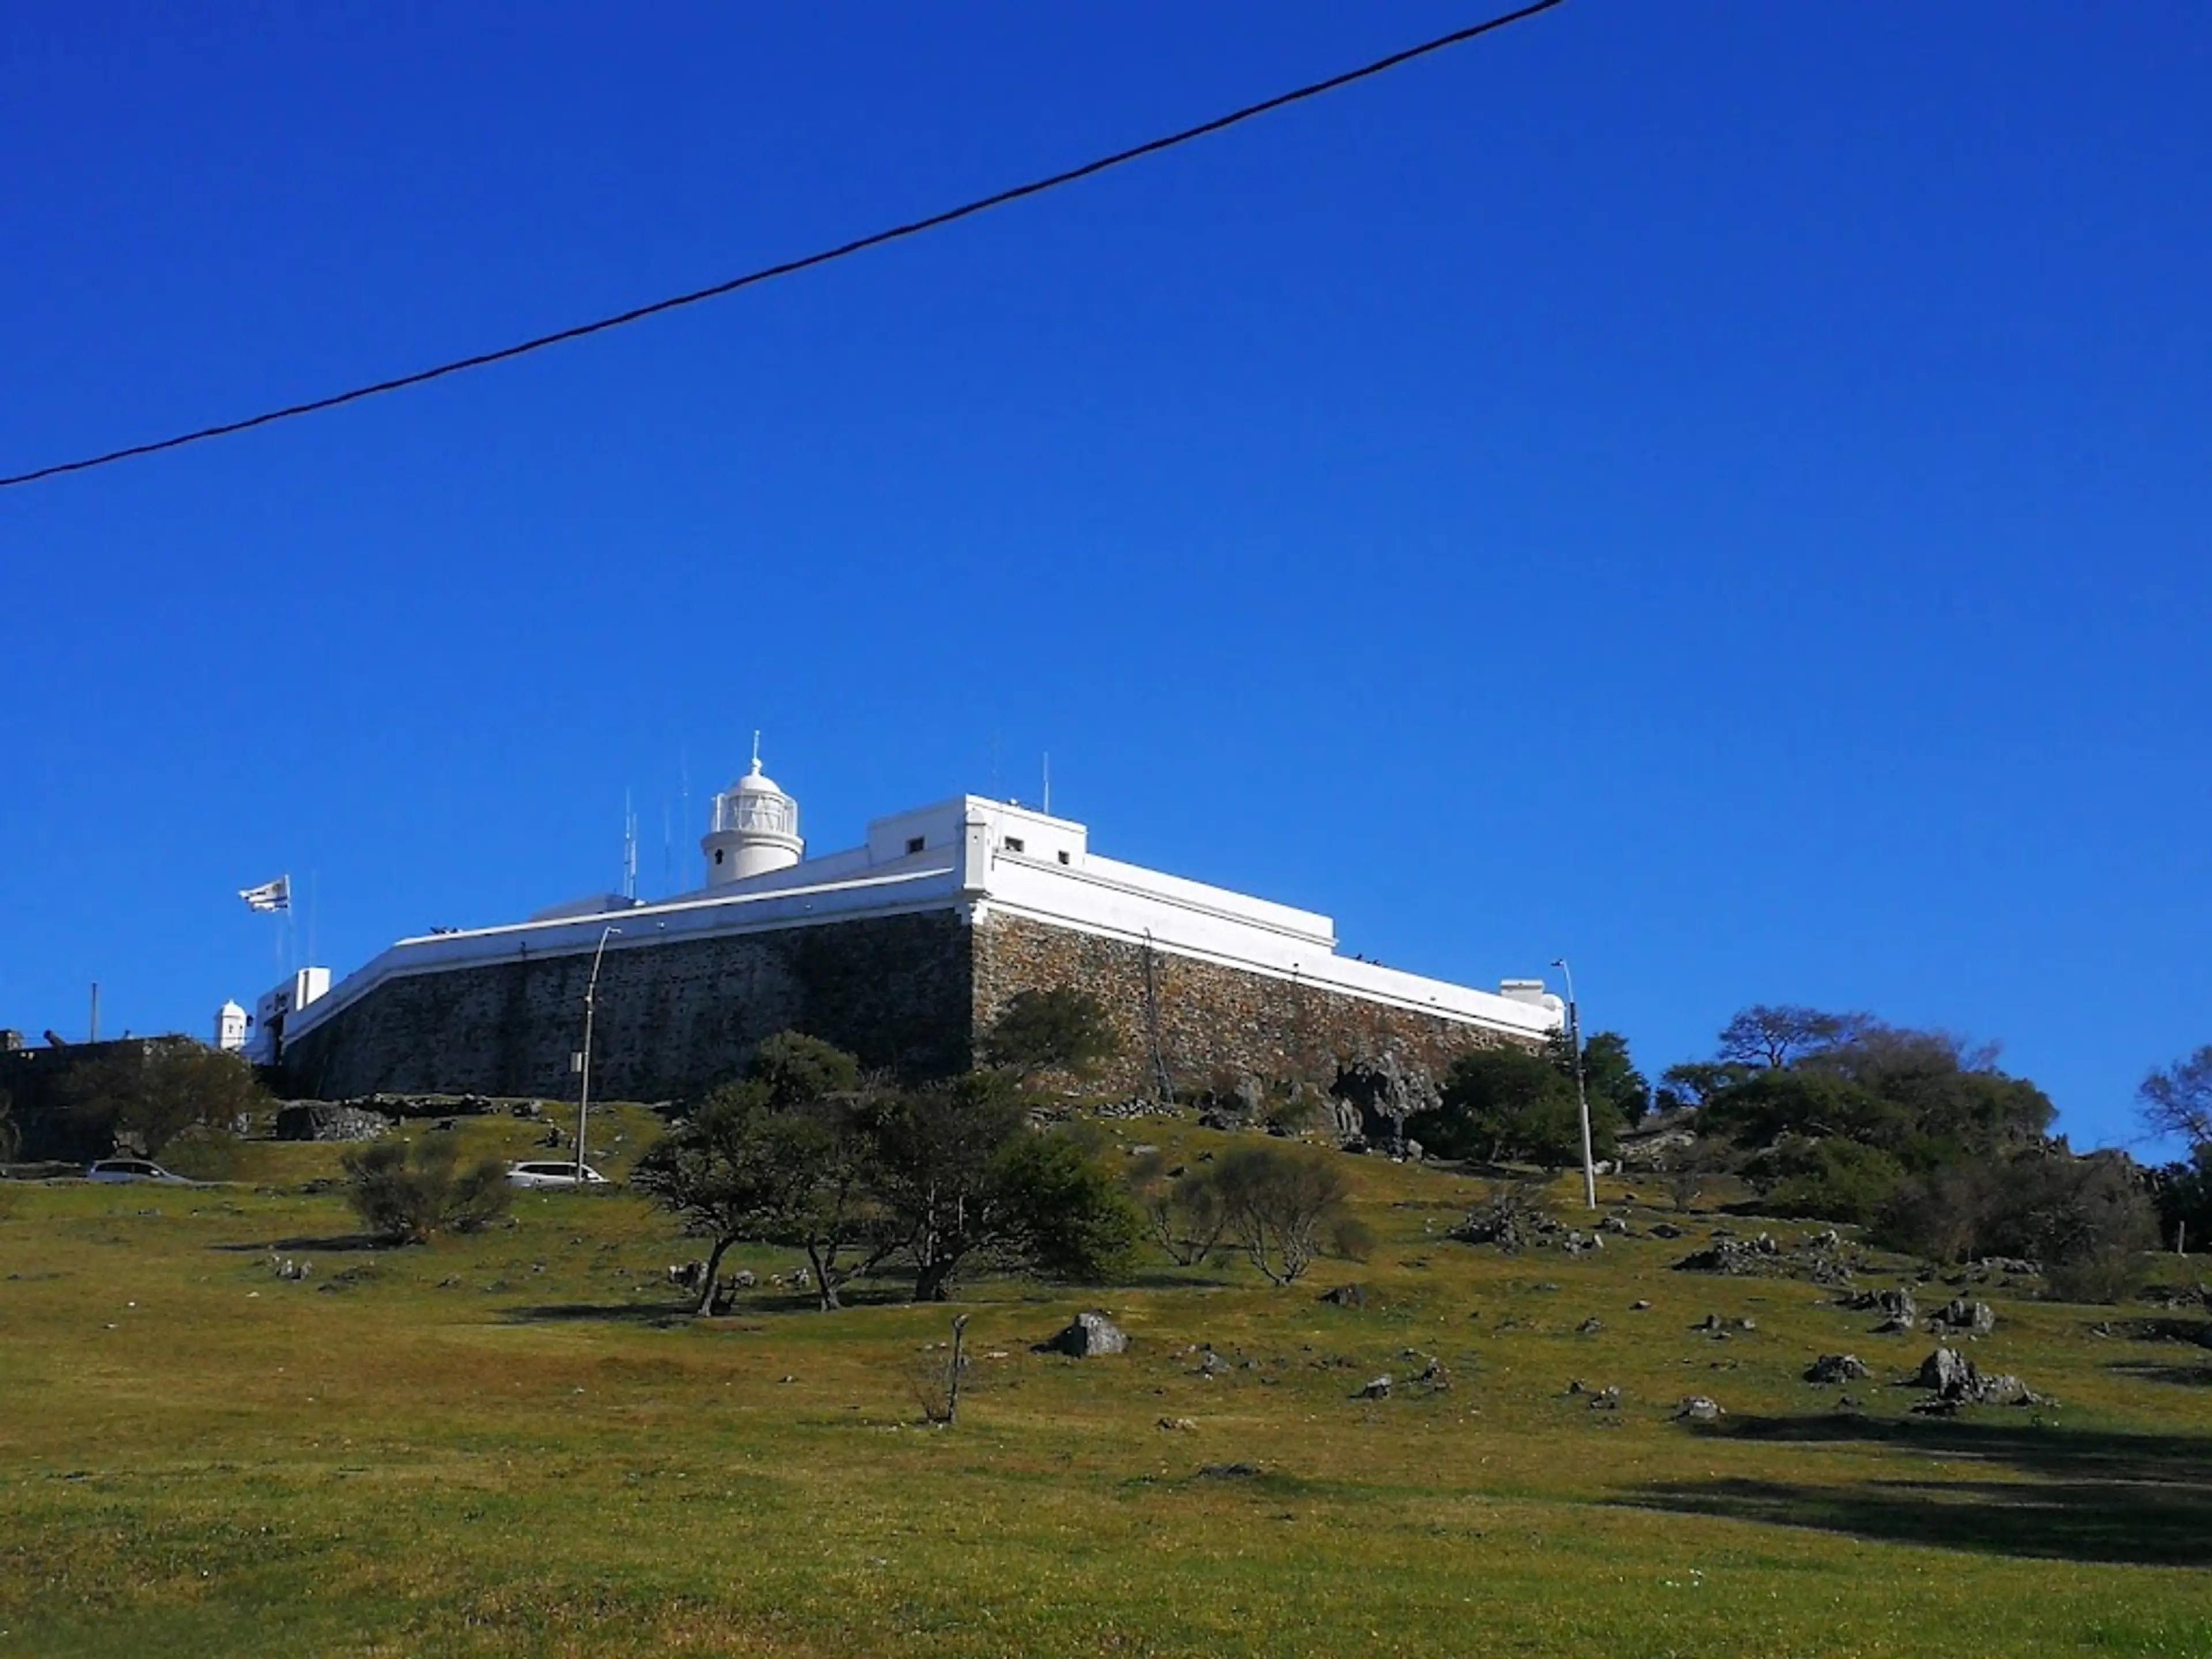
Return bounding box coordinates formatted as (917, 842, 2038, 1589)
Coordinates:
(622, 790, 638, 900)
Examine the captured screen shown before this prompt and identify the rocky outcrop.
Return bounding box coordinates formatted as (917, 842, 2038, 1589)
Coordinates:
(1328, 1054, 1440, 1155)
(272, 1103, 390, 1142)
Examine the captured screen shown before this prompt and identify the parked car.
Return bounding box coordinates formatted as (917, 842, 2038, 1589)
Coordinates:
(506, 1160, 609, 1191)
(85, 1157, 191, 1184)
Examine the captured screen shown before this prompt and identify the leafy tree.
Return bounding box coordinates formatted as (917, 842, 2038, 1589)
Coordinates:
(341, 1138, 510, 1244)
(982, 987, 1120, 1081)
(1695, 1020, 2052, 1172)
(2148, 1148, 2212, 1252)
(1987, 1153, 2159, 1303)
(1411, 1046, 1618, 1167)
(1208, 1144, 1363, 1285)
(1880, 1150, 2160, 1298)
(62, 1041, 268, 1157)
(1654, 1060, 1747, 1115)
(867, 1071, 1138, 1301)
(1742, 1135, 1907, 1226)
(2140, 1046, 2212, 1150)
(632, 1033, 882, 1312)
(746, 1029, 863, 1109)
(1574, 1031, 1650, 1127)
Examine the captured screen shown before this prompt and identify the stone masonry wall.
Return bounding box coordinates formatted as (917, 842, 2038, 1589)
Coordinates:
(971, 912, 1531, 1100)
(281, 910, 972, 1103)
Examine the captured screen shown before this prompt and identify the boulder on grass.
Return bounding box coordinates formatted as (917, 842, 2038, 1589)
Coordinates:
(1037, 1312, 1128, 1358)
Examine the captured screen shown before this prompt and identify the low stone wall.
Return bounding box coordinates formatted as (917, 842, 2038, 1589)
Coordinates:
(971, 912, 1527, 1101)
(280, 910, 972, 1103)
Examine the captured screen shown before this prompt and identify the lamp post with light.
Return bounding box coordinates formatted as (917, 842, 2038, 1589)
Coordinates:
(1551, 957, 1597, 1211)
(574, 924, 621, 1185)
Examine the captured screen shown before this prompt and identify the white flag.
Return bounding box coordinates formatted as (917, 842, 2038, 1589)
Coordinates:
(239, 876, 291, 913)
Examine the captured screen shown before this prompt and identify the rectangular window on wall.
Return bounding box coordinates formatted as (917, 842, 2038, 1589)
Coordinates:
(1004, 837, 1025, 854)
(906, 836, 925, 855)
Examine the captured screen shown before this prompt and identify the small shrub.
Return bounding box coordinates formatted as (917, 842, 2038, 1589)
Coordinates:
(1129, 1152, 1230, 1267)
(342, 1138, 511, 1244)
(1665, 1161, 1706, 1214)
(1210, 1145, 1358, 1285)
(1743, 1135, 1905, 1226)
(1328, 1215, 1377, 1263)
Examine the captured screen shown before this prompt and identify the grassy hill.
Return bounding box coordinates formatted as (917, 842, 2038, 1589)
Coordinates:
(3, 1107, 2209, 1657)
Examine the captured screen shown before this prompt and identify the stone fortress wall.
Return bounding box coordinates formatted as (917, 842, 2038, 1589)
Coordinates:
(970, 911, 1520, 1102)
(281, 906, 1527, 1109)
(279, 911, 973, 1103)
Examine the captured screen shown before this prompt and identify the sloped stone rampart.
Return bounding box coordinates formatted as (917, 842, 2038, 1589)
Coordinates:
(971, 912, 1529, 1099)
(280, 910, 972, 1102)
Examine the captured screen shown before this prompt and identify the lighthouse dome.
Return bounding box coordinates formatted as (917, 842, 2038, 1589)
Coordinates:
(700, 744, 804, 884)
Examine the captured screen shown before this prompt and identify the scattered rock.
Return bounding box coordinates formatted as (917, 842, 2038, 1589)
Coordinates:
(1157, 1416, 1199, 1432)
(1319, 1283, 1370, 1309)
(1415, 1357, 1451, 1391)
(1599, 1215, 1631, 1235)
(1933, 1297, 1997, 1334)
(1357, 1376, 1392, 1400)
(1918, 1345, 1976, 1396)
(1578, 1316, 1605, 1335)
(1915, 1344, 2044, 1407)
(272, 1103, 389, 1142)
(1588, 1385, 1622, 1411)
(1630, 1299, 1652, 1311)
(1198, 1462, 1263, 1480)
(1673, 1396, 1726, 1423)
(1805, 1353, 1870, 1384)
(1650, 1222, 1686, 1240)
(1037, 1312, 1128, 1358)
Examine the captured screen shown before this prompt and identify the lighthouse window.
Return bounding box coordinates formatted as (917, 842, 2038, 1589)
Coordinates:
(1058, 850, 1072, 865)
(714, 849, 724, 865)
(1004, 836, 1025, 854)
(906, 836, 926, 855)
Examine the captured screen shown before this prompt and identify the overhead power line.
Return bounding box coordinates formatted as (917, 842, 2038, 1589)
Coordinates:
(1, 1, 1566, 491)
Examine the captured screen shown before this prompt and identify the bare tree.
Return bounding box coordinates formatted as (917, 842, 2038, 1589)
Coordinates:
(2141, 1047, 2212, 1149)
(1714, 1006, 1871, 1071)
(1210, 1145, 1358, 1286)
(1128, 1150, 1230, 1266)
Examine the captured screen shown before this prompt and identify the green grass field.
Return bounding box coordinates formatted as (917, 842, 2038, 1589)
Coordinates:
(5, 1109, 2209, 1657)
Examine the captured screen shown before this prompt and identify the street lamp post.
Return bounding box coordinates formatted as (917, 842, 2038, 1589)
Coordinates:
(574, 925, 621, 1185)
(1551, 957, 1597, 1211)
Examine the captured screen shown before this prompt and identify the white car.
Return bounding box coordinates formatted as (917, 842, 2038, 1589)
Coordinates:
(506, 1160, 609, 1191)
(85, 1157, 191, 1184)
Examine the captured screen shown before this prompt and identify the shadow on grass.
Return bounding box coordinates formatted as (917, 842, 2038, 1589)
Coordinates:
(501, 1300, 701, 1326)
(2111, 1359, 2212, 1388)
(1617, 1413, 2212, 1567)
(211, 1233, 389, 1254)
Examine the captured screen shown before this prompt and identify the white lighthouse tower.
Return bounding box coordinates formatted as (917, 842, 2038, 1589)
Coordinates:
(700, 737, 803, 887)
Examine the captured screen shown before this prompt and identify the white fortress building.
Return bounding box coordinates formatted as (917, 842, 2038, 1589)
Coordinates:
(270, 755, 1562, 1109)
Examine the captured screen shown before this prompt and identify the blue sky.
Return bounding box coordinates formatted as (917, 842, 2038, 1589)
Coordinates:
(2, 2, 2205, 1150)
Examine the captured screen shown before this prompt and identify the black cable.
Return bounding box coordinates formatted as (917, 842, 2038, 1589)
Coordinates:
(1, 1, 1565, 490)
